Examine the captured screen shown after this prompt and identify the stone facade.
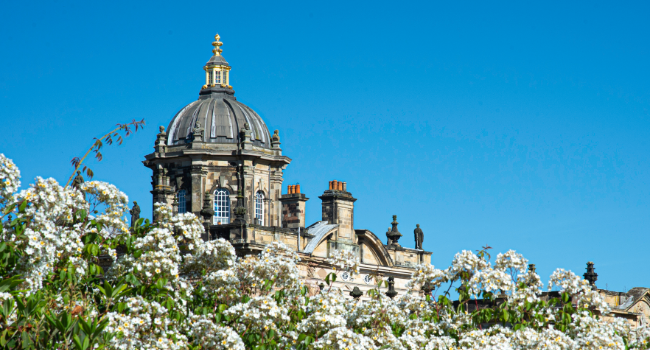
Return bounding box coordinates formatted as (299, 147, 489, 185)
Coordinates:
(579, 262, 650, 327)
(141, 34, 650, 316)
(142, 35, 433, 299)
(596, 288, 650, 327)
(144, 127, 289, 227)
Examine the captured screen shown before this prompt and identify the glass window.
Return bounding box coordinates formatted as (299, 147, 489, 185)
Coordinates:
(215, 70, 221, 84)
(255, 191, 264, 225)
(214, 189, 230, 224)
(208, 71, 213, 85)
(177, 190, 186, 214)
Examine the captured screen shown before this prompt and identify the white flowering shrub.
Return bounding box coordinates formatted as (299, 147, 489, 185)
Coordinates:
(0, 154, 649, 350)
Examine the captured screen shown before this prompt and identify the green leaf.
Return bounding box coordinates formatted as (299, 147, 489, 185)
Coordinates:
(95, 319, 109, 336)
(76, 209, 87, 222)
(112, 283, 129, 299)
(2, 203, 16, 215)
(80, 318, 92, 335)
(18, 200, 27, 213)
(73, 334, 89, 350)
(155, 278, 167, 290)
(89, 244, 99, 257)
(218, 304, 228, 313)
(104, 280, 114, 297)
(21, 331, 32, 347)
(0, 329, 7, 347)
(0, 275, 23, 293)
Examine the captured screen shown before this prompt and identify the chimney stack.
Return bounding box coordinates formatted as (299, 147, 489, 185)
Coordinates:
(280, 184, 308, 229)
(319, 180, 357, 242)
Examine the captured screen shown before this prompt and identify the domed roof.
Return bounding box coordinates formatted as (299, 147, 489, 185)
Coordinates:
(166, 34, 272, 149)
(166, 87, 272, 148)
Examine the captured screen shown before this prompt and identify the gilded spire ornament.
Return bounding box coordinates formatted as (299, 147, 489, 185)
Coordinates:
(203, 33, 231, 90)
(212, 34, 223, 56)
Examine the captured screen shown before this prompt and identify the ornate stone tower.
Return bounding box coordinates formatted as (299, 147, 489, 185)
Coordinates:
(142, 34, 433, 299)
(143, 34, 290, 230)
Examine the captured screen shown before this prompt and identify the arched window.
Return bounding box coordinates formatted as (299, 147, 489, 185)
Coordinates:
(213, 189, 231, 224)
(215, 70, 221, 84)
(255, 191, 264, 225)
(177, 190, 186, 214)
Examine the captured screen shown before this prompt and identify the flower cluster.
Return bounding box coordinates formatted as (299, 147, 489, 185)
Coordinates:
(495, 249, 529, 273)
(327, 248, 360, 278)
(406, 264, 448, 290)
(81, 181, 130, 237)
(549, 269, 611, 312)
(0, 153, 20, 205)
(105, 297, 188, 350)
(3, 175, 90, 291)
(1, 154, 649, 350)
(188, 315, 245, 350)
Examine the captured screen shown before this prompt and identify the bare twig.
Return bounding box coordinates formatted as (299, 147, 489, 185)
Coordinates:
(65, 119, 145, 187)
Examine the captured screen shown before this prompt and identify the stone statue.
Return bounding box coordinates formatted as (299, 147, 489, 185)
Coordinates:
(72, 170, 84, 191)
(192, 121, 204, 140)
(272, 129, 280, 142)
(414, 224, 424, 250)
(240, 123, 252, 145)
(129, 201, 140, 228)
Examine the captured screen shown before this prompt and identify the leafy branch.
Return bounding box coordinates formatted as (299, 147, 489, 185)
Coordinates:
(65, 119, 146, 187)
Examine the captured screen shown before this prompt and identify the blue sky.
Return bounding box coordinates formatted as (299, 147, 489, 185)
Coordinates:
(1, 0, 649, 291)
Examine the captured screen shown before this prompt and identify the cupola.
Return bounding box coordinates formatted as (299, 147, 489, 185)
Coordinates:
(203, 34, 232, 89)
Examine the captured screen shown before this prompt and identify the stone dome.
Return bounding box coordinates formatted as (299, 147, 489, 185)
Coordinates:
(166, 86, 272, 148)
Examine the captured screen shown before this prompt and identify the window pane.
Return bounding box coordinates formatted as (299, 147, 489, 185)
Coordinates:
(178, 190, 186, 214)
(214, 189, 230, 224)
(255, 191, 264, 225)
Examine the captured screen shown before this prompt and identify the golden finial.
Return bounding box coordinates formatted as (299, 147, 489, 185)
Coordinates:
(212, 34, 223, 56)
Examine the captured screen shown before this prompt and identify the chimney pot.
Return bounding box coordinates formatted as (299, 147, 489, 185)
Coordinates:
(333, 180, 338, 190)
(296, 184, 301, 193)
(329, 181, 332, 190)
(342, 182, 347, 192)
(338, 182, 343, 191)
(288, 185, 293, 194)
